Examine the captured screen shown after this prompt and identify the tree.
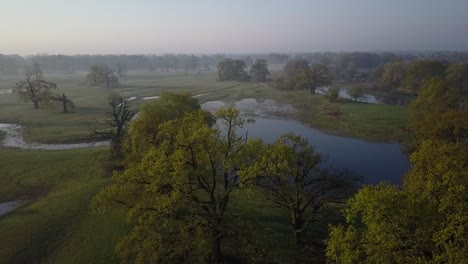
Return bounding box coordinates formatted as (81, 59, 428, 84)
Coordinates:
(52, 93, 75, 113)
(242, 133, 359, 245)
(124, 91, 202, 163)
(86, 64, 119, 87)
(249, 59, 270, 82)
(326, 87, 468, 263)
(446, 64, 468, 96)
(91, 95, 135, 159)
(115, 63, 127, 77)
(409, 78, 459, 120)
(300, 64, 334, 94)
(325, 140, 468, 263)
(405, 60, 445, 92)
(278, 60, 333, 93)
(348, 85, 365, 102)
(15, 68, 57, 109)
(93, 106, 260, 263)
(217, 59, 249, 81)
(380, 60, 408, 90)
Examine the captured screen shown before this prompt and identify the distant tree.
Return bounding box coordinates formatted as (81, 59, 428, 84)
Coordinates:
(15, 66, 57, 109)
(300, 64, 334, 94)
(91, 95, 135, 159)
(249, 59, 270, 82)
(52, 93, 75, 113)
(217, 59, 249, 81)
(380, 60, 408, 90)
(445, 64, 468, 96)
(86, 64, 119, 88)
(405, 60, 445, 92)
(115, 63, 127, 77)
(276, 59, 309, 90)
(242, 133, 359, 245)
(349, 85, 365, 102)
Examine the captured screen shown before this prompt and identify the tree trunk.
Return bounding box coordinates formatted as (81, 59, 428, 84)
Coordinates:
(292, 216, 303, 246)
(63, 100, 68, 113)
(33, 100, 39, 109)
(211, 229, 223, 263)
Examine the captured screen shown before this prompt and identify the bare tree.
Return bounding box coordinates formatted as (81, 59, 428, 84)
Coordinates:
(15, 66, 56, 109)
(52, 93, 75, 113)
(115, 63, 127, 77)
(91, 96, 135, 158)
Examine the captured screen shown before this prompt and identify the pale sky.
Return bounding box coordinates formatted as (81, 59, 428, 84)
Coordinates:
(1, 0, 467, 55)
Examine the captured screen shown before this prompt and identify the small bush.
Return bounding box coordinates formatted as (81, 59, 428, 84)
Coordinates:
(327, 88, 339, 102)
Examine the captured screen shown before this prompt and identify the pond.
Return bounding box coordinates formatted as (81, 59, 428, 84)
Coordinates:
(203, 99, 411, 185)
(240, 117, 410, 185)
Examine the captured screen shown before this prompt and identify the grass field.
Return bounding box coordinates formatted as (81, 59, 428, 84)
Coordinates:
(0, 71, 408, 143)
(0, 147, 336, 264)
(0, 71, 409, 263)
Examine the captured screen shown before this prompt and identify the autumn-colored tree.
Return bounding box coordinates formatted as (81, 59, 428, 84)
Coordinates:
(93, 106, 261, 263)
(242, 133, 359, 245)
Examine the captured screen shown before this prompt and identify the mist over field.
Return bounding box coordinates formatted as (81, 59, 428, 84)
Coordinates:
(0, 1, 467, 264)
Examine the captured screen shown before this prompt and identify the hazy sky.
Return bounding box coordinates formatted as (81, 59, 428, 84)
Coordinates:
(1, 0, 467, 55)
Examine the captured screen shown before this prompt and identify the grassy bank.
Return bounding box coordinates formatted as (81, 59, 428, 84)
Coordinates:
(0, 148, 128, 264)
(0, 72, 408, 143)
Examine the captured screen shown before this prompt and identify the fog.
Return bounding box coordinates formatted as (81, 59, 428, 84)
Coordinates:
(1, 0, 468, 55)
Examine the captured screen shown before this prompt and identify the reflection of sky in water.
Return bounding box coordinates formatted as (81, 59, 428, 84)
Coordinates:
(238, 118, 410, 185)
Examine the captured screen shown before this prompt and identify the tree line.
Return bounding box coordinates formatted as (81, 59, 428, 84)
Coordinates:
(2, 52, 468, 77)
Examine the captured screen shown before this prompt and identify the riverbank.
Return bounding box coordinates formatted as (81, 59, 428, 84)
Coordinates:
(0, 72, 408, 144)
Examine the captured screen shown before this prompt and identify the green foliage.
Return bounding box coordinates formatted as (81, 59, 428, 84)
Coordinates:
(348, 86, 365, 102)
(250, 59, 270, 82)
(124, 91, 201, 163)
(242, 133, 359, 245)
(445, 63, 468, 96)
(217, 59, 250, 81)
(407, 77, 462, 151)
(326, 84, 468, 263)
(409, 78, 459, 119)
(405, 60, 445, 92)
(379, 60, 408, 90)
(327, 88, 339, 102)
(278, 60, 333, 93)
(94, 106, 260, 263)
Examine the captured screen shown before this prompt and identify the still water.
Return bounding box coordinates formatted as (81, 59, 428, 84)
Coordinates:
(239, 117, 410, 185)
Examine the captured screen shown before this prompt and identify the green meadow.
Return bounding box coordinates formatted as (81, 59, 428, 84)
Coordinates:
(0, 71, 408, 263)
